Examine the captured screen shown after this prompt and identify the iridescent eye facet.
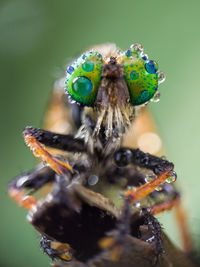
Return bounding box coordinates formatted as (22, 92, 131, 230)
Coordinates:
(123, 47, 159, 105)
(65, 51, 102, 106)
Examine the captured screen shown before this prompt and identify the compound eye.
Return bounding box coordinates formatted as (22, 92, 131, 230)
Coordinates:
(65, 51, 102, 106)
(123, 47, 161, 105)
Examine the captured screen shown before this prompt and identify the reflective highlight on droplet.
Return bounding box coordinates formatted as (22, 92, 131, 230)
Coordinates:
(155, 186, 163, 191)
(166, 171, 177, 183)
(134, 201, 141, 208)
(151, 91, 160, 103)
(145, 175, 156, 183)
(158, 72, 166, 84)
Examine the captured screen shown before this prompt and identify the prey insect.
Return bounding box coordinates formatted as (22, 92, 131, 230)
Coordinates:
(9, 43, 194, 266)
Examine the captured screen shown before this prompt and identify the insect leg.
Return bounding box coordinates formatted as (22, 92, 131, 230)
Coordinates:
(23, 126, 85, 152)
(23, 127, 73, 175)
(124, 170, 172, 204)
(114, 148, 174, 174)
(8, 164, 56, 209)
(115, 148, 193, 252)
(149, 194, 180, 216)
(149, 194, 193, 252)
(40, 235, 71, 261)
(174, 201, 193, 252)
(141, 209, 164, 265)
(114, 148, 174, 204)
(8, 187, 37, 210)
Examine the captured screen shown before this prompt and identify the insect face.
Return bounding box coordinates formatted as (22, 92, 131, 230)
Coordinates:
(65, 44, 165, 139)
(65, 43, 165, 107)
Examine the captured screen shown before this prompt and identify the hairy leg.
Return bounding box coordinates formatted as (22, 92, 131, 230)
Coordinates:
(114, 148, 174, 205)
(23, 127, 72, 175)
(114, 148, 193, 252)
(23, 126, 85, 152)
(8, 164, 56, 209)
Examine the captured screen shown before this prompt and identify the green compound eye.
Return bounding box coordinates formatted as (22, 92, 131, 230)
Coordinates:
(65, 51, 102, 106)
(123, 46, 160, 105)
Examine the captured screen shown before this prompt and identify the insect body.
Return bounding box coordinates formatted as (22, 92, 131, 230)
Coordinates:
(8, 44, 193, 266)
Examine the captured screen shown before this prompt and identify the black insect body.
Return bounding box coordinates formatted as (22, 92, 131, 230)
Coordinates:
(9, 44, 194, 267)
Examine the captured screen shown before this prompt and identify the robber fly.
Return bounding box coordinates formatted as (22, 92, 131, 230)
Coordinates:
(8, 43, 194, 266)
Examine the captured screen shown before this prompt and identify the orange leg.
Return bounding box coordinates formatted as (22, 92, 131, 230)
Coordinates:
(150, 196, 180, 216)
(40, 236, 72, 261)
(124, 170, 171, 204)
(23, 129, 72, 175)
(49, 241, 72, 261)
(9, 129, 73, 209)
(174, 201, 193, 252)
(8, 188, 37, 210)
(149, 196, 193, 252)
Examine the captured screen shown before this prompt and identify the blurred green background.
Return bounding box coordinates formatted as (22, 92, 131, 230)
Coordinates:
(1, 0, 200, 266)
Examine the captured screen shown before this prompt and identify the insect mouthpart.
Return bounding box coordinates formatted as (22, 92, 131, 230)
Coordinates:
(91, 62, 134, 139)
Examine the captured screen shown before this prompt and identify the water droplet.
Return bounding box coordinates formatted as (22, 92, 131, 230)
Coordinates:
(82, 60, 94, 72)
(125, 49, 132, 57)
(146, 236, 155, 243)
(68, 98, 76, 104)
(145, 175, 156, 183)
(72, 76, 93, 96)
(130, 43, 143, 54)
(88, 174, 99, 186)
(166, 171, 177, 183)
(134, 201, 141, 208)
(161, 155, 167, 160)
(145, 61, 157, 74)
(151, 91, 160, 103)
(67, 65, 74, 74)
(32, 147, 40, 158)
(116, 49, 123, 55)
(158, 72, 166, 84)
(155, 186, 162, 191)
(142, 54, 148, 61)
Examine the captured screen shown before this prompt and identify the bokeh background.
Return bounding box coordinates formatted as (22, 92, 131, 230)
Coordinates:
(1, 0, 200, 266)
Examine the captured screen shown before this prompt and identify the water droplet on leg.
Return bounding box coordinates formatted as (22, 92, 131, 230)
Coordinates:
(155, 186, 162, 191)
(145, 175, 156, 183)
(166, 171, 177, 183)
